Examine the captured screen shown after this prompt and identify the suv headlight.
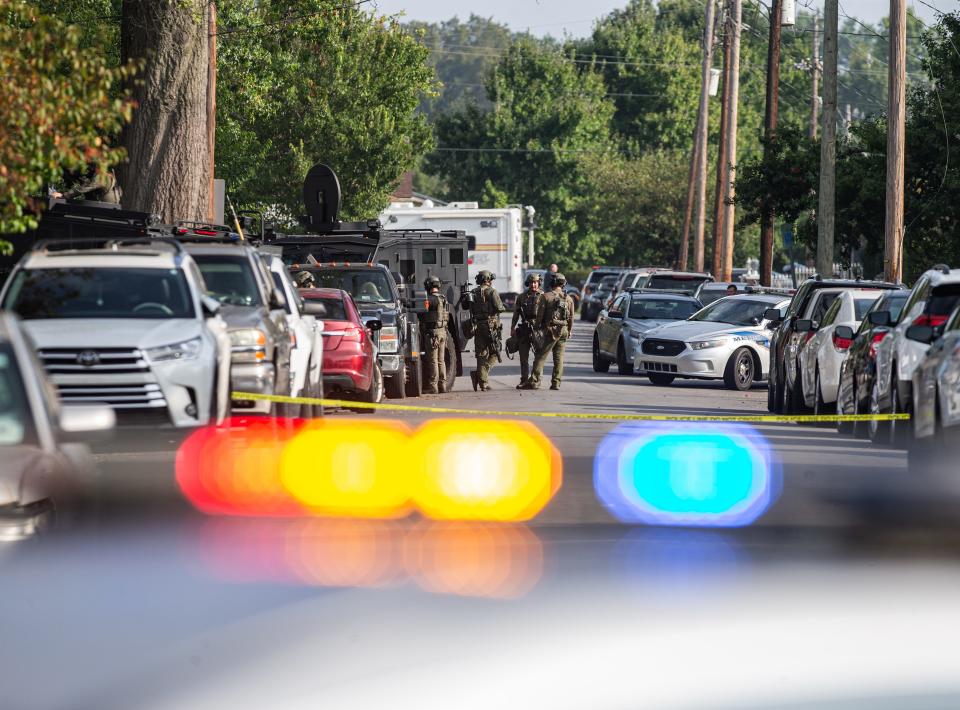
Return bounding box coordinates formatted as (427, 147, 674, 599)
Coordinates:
(379, 326, 399, 353)
(146, 337, 203, 363)
(690, 338, 728, 351)
(230, 328, 268, 362)
(629, 328, 646, 340)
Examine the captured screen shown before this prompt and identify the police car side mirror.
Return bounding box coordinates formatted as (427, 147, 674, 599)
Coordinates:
(764, 308, 783, 323)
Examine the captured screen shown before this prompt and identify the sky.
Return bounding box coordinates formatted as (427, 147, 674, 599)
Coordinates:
(371, 0, 949, 36)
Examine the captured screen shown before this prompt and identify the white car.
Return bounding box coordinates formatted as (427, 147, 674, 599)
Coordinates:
(796, 289, 882, 413)
(261, 254, 324, 417)
(1, 240, 232, 428)
(634, 294, 790, 390)
(871, 266, 960, 446)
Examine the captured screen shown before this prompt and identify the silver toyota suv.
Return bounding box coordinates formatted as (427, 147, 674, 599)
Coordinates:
(177, 229, 293, 415)
(0, 239, 232, 428)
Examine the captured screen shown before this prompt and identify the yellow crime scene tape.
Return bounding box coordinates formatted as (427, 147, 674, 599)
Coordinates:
(232, 391, 910, 424)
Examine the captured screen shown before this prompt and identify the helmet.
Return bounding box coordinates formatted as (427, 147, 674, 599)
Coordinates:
(476, 270, 495, 285)
(525, 272, 541, 287)
(293, 271, 316, 288)
(553, 272, 567, 287)
(424, 275, 441, 290)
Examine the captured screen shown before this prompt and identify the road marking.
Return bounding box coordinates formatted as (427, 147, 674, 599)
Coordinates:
(232, 391, 910, 424)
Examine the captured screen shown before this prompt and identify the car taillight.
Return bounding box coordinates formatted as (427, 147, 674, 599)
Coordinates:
(832, 332, 852, 351)
(868, 332, 886, 359)
(341, 326, 362, 343)
(913, 314, 949, 327)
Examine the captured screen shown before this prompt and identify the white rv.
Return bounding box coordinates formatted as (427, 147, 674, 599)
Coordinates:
(380, 202, 525, 298)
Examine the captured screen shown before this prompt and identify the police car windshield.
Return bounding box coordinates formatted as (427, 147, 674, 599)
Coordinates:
(628, 298, 699, 320)
(193, 255, 263, 307)
(3, 268, 196, 319)
(689, 298, 774, 326)
(314, 270, 393, 304)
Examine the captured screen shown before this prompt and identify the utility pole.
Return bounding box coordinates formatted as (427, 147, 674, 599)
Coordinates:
(816, 0, 837, 279)
(809, 11, 820, 140)
(711, 2, 731, 280)
(720, 0, 741, 282)
(679, 0, 718, 273)
(884, 0, 907, 283)
(206, 0, 217, 222)
(759, 0, 783, 287)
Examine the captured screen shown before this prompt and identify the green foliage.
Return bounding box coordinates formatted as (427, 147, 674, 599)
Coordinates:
(215, 0, 437, 222)
(426, 39, 616, 267)
(0, 0, 136, 239)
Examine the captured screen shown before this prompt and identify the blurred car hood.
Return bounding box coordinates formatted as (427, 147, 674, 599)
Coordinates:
(21, 318, 206, 350)
(0, 446, 45, 506)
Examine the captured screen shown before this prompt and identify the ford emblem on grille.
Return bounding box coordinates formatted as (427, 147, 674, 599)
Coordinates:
(77, 350, 100, 367)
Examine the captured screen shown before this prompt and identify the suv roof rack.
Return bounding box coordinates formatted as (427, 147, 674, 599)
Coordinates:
(31, 236, 185, 256)
(933, 263, 952, 275)
(35, 200, 167, 241)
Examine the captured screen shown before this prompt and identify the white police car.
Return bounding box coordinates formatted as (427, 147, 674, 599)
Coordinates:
(633, 294, 790, 390)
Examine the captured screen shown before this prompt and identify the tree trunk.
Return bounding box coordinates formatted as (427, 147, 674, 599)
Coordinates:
(119, 0, 210, 222)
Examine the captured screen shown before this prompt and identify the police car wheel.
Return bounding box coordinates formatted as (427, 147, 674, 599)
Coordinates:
(724, 347, 755, 391)
(592, 336, 610, 373)
(616, 339, 634, 376)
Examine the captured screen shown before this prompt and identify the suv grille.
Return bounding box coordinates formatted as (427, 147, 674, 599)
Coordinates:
(55, 383, 167, 409)
(640, 339, 686, 356)
(38, 348, 149, 374)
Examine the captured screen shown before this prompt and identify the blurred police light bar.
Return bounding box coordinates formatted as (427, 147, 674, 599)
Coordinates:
(281, 420, 414, 518)
(411, 420, 562, 522)
(176, 417, 309, 517)
(177, 418, 562, 522)
(594, 423, 780, 527)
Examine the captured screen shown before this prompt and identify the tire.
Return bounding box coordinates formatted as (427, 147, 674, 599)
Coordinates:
(812, 368, 833, 428)
(868, 379, 890, 444)
(405, 356, 422, 398)
(851, 385, 867, 439)
(648, 373, 675, 386)
(723, 347, 755, 391)
(592, 336, 611, 373)
(352, 364, 382, 414)
(443, 335, 457, 392)
(836, 380, 855, 436)
(385, 360, 406, 400)
(616, 339, 634, 375)
(890, 379, 909, 449)
(785, 365, 808, 415)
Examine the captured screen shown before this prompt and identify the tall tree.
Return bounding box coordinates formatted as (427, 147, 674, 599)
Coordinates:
(0, 0, 136, 237)
(119, 0, 210, 221)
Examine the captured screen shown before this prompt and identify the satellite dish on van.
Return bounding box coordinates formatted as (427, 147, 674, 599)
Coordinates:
(302, 163, 342, 226)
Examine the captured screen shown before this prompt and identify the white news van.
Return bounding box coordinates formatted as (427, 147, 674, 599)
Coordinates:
(380, 202, 525, 298)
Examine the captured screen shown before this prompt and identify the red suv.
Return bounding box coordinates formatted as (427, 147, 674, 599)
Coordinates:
(300, 288, 383, 409)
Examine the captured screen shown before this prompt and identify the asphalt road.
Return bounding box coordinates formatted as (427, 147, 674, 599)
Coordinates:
(88, 313, 960, 530)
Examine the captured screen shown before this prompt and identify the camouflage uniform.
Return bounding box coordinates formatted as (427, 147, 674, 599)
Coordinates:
(421, 287, 449, 394)
(528, 285, 575, 390)
(469, 281, 505, 390)
(510, 287, 542, 386)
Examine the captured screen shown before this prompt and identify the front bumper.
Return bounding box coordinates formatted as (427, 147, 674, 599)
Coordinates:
(231, 362, 276, 414)
(635, 342, 765, 380)
(378, 354, 402, 374)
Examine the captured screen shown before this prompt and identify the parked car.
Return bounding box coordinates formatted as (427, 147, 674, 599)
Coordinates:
(564, 283, 581, 310)
(796, 289, 882, 415)
(182, 237, 294, 416)
(1, 239, 232, 427)
(581, 274, 621, 323)
(631, 269, 713, 295)
(870, 266, 960, 447)
(580, 267, 631, 321)
(0, 312, 115, 538)
(766, 278, 901, 414)
(694, 281, 753, 305)
(633, 294, 790, 390)
(835, 290, 910, 437)
(294, 263, 420, 399)
(260, 254, 324, 418)
(593, 292, 702, 375)
(299, 288, 383, 411)
(910, 302, 960, 465)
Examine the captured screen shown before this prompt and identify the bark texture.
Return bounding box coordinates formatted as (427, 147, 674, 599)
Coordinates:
(119, 0, 210, 221)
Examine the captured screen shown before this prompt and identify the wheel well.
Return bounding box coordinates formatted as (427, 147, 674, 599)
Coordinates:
(749, 348, 763, 379)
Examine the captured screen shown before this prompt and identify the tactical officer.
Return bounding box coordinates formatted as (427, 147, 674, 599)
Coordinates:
(510, 272, 542, 389)
(466, 270, 505, 391)
(51, 167, 122, 204)
(293, 271, 316, 289)
(523, 272, 574, 391)
(421, 275, 449, 394)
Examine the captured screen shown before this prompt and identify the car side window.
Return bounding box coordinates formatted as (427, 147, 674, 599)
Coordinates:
(900, 277, 929, 321)
(820, 296, 843, 327)
(611, 295, 627, 315)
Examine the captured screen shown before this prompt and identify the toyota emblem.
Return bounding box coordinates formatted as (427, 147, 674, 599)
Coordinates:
(77, 350, 100, 367)
(656, 345, 664, 351)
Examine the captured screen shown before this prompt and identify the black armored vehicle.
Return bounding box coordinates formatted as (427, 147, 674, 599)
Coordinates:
(261, 164, 476, 396)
